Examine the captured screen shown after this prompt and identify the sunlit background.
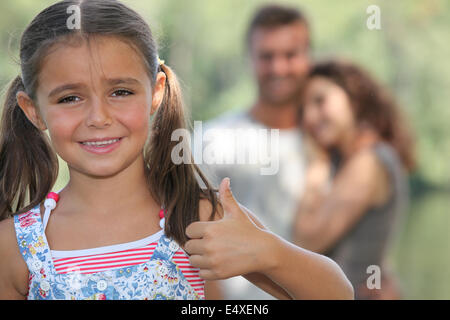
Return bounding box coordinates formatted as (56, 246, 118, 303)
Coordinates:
(0, 0, 449, 299)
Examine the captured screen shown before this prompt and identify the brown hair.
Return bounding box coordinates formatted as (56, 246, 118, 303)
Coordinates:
(305, 59, 416, 171)
(246, 4, 309, 47)
(0, 0, 218, 245)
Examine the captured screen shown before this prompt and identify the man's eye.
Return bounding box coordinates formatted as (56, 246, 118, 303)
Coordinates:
(112, 89, 133, 97)
(287, 51, 299, 60)
(259, 53, 273, 62)
(58, 96, 80, 104)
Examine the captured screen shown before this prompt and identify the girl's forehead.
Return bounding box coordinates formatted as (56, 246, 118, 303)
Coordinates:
(308, 76, 334, 89)
(38, 35, 150, 91)
(306, 76, 346, 97)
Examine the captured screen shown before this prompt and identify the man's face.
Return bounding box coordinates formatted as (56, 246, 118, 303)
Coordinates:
(249, 22, 310, 106)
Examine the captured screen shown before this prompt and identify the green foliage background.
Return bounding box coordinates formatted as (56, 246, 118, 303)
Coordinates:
(0, 0, 449, 299)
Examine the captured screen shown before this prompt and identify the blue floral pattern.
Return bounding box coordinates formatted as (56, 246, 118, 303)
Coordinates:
(14, 207, 202, 300)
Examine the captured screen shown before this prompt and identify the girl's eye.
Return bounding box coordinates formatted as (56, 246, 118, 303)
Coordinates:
(111, 89, 133, 97)
(58, 96, 81, 104)
(314, 94, 325, 106)
(57, 89, 133, 104)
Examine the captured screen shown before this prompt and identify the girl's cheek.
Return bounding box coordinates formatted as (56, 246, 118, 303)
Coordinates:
(303, 115, 316, 134)
(47, 124, 77, 155)
(302, 102, 316, 125)
(117, 104, 151, 132)
(43, 111, 80, 153)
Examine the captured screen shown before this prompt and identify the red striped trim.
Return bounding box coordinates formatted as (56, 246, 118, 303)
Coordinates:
(55, 252, 154, 266)
(53, 241, 204, 296)
(57, 256, 154, 267)
(54, 246, 158, 261)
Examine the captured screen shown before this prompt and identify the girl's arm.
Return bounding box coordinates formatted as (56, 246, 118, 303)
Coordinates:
(187, 179, 354, 300)
(293, 148, 389, 254)
(0, 218, 29, 299)
(203, 280, 225, 300)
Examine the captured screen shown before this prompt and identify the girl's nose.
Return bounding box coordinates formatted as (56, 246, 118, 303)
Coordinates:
(85, 98, 113, 128)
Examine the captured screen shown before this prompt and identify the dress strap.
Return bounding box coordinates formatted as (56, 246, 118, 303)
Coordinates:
(150, 234, 180, 262)
(151, 207, 179, 260)
(14, 206, 54, 278)
(159, 207, 166, 229)
(14, 191, 61, 288)
(42, 192, 59, 231)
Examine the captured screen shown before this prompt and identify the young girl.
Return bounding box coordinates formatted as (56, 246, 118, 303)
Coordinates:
(0, 0, 353, 300)
(294, 60, 415, 299)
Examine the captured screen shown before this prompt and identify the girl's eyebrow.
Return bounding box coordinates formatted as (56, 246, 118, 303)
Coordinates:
(106, 77, 141, 86)
(48, 83, 85, 99)
(48, 78, 141, 98)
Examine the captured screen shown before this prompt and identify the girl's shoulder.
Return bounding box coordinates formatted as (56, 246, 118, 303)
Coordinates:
(0, 217, 16, 246)
(0, 216, 29, 297)
(0, 217, 21, 257)
(346, 145, 386, 173)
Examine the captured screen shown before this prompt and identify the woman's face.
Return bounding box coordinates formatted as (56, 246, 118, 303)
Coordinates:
(301, 76, 357, 149)
(17, 35, 165, 178)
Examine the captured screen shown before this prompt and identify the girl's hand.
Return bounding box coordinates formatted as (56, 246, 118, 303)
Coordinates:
(185, 178, 274, 280)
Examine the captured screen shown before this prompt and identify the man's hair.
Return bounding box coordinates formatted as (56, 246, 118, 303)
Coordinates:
(246, 4, 309, 46)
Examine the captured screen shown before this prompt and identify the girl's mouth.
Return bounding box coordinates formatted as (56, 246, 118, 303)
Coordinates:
(78, 137, 123, 154)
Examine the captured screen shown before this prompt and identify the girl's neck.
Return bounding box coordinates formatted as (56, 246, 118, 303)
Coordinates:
(60, 154, 156, 217)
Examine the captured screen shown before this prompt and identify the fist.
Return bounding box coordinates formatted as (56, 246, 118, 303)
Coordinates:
(184, 178, 272, 280)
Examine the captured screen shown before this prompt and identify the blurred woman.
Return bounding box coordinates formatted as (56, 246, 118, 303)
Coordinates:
(293, 59, 415, 299)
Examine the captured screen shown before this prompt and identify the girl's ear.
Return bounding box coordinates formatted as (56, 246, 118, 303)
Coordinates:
(151, 71, 167, 115)
(16, 91, 47, 131)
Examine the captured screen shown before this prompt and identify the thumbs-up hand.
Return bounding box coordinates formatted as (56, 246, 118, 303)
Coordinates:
(185, 178, 273, 280)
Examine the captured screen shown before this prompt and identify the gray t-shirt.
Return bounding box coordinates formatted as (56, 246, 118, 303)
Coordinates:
(199, 110, 307, 299)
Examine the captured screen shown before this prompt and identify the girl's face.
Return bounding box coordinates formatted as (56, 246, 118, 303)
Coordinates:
(18, 35, 165, 178)
(301, 76, 357, 149)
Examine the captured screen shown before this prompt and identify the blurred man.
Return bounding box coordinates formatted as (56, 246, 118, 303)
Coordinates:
(201, 4, 311, 299)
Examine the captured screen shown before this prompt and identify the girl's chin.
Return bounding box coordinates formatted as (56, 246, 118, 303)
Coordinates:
(69, 163, 127, 179)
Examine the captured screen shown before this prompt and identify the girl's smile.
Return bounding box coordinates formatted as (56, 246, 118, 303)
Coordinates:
(78, 136, 124, 155)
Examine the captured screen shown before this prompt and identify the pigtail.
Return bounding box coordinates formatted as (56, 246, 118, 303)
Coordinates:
(0, 75, 58, 221)
(145, 64, 218, 245)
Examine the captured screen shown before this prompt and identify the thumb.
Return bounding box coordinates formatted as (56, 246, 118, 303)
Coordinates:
(218, 177, 241, 219)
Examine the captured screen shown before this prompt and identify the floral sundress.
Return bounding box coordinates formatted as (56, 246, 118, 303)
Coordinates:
(14, 206, 202, 300)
